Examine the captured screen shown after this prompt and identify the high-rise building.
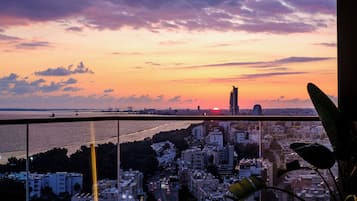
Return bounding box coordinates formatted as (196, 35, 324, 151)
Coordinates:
(230, 86, 239, 115)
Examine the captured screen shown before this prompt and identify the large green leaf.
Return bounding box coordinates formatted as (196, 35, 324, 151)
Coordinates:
(307, 83, 357, 160)
(229, 176, 266, 200)
(307, 83, 340, 151)
(290, 142, 335, 169)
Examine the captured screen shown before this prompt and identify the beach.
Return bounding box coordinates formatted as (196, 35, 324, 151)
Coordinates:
(0, 111, 200, 164)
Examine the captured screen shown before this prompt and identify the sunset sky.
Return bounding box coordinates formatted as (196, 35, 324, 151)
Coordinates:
(0, 0, 337, 109)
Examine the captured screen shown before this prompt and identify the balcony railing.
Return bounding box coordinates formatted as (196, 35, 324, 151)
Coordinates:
(0, 115, 322, 201)
(0, 115, 319, 124)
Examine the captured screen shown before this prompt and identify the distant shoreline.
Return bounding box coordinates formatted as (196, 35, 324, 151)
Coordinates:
(0, 120, 198, 164)
(0, 107, 315, 111)
(0, 108, 317, 118)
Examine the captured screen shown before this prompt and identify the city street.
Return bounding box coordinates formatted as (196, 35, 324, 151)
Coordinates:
(147, 171, 178, 201)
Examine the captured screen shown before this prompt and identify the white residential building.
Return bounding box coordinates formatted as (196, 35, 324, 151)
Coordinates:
(121, 169, 144, 198)
(9, 172, 83, 198)
(206, 129, 223, 148)
(192, 125, 205, 141)
(73, 169, 144, 201)
(188, 170, 228, 201)
(218, 121, 230, 135)
(151, 140, 176, 167)
(67, 173, 84, 195)
(181, 147, 206, 170)
(280, 170, 331, 201)
(201, 145, 235, 175)
(237, 158, 273, 186)
(46, 172, 67, 195)
(29, 173, 43, 198)
(217, 145, 235, 175)
(238, 158, 262, 180)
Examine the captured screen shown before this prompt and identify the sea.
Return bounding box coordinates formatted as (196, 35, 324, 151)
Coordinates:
(0, 110, 200, 164)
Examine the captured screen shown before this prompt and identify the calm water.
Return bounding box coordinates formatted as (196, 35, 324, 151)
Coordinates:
(0, 111, 198, 164)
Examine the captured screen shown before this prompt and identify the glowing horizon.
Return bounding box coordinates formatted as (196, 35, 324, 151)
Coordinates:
(0, 0, 337, 110)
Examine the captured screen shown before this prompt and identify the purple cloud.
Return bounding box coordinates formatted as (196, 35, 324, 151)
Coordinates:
(205, 72, 306, 83)
(237, 72, 307, 79)
(314, 42, 337, 47)
(183, 56, 334, 69)
(170, 70, 307, 84)
(63, 78, 78, 84)
(258, 96, 312, 108)
(66, 26, 83, 32)
(114, 94, 194, 108)
(237, 21, 316, 34)
(168, 96, 181, 102)
(0, 33, 21, 41)
(63, 86, 81, 92)
(274, 57, 333, 63)
(0, 93, 195, 109)
(243, 0, 293, 16)
(258, 94, 337, 108)
(104, 88, 114, 93)
(0, 0, 91, 23)
(40, 81, 63, 93)
(117, 95, 163, 104)
(80, 0, 331, 33)
(0, 0, 335, 34)
(285, 0, 336, 15)
(36, 67, 71, 76)
(35, 62, 94, 76)
(186, 61, 262, 68)
(15, 41, 51, 49)
(0, 73, 79, 94)
(72, 62, 94, 74)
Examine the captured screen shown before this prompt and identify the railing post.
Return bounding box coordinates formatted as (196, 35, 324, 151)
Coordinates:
(117, 120, 120, 201)
(89, 122, 99, 201)
(26, 123, 29, 201)
(259, 121, 262, 158)
(258, 120, 263, 201)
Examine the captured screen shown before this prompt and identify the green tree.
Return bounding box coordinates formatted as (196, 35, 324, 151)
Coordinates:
(31, 148, 70, 173)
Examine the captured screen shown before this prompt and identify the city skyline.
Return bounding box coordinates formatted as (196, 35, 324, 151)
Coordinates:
(0, 1, 337, 109)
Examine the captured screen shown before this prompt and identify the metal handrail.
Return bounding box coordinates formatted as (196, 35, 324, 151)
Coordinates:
(0, 115, 320, 125)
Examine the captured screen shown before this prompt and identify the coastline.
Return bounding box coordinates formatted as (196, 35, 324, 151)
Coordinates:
(0, 120, 200, 164)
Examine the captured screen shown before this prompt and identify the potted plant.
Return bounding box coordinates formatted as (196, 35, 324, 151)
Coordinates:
(227, 83, 357, 201)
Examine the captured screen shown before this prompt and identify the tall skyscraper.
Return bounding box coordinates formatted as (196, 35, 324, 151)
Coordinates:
(230, 86, 239, 115)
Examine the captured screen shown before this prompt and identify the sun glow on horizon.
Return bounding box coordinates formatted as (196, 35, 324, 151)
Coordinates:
(212, 107, 220, 111)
